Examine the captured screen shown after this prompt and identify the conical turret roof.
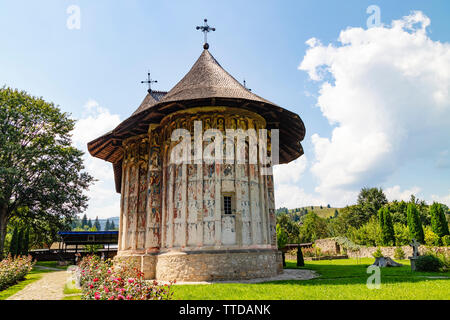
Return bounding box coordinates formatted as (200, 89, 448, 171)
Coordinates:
(88, 49, 306, 192)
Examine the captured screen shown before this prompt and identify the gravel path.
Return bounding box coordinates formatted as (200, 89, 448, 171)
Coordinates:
(7, 270, 68, 300)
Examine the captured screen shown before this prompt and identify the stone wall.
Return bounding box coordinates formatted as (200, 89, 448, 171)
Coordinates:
(314, 238, 341, 254)
(346, 245, 450, 258)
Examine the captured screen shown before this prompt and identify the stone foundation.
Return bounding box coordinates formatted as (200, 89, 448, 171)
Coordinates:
(115, 249, 282, 281)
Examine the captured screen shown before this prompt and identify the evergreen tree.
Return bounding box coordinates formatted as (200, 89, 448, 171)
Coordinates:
(9, 226, 19, 256)
(379, 207, 395, 246)
(105, 219, 110, 231)
(17, 228, 24, 256)
(22, 228, 30, 255)
(94, 216, 101, 231)
(110, 220, 116, 230)
(407, 203, 424, 243)
(81, 214, 88, 228)
(430, 202, 450, 240)
(87, 218, 92, 229)
(297, 245, 304, 267)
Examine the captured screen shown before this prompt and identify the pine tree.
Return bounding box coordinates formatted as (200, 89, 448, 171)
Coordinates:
(9, 226, 19, 256)
(430, 202, 450, 240)
(407, 202, 424, 243)
(87, 218, 92, 229)
(105, 219, 110, 231)
(22, 228, 30, 255)
(94, 216, 101, 231)
(81, 214, 88, 228)
(17, 228, 24, 256)
(379, 207, 395, 246)
(110, 220, 116, 230)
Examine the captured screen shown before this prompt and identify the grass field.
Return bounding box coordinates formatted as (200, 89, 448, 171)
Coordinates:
(172, 258, 450, 300)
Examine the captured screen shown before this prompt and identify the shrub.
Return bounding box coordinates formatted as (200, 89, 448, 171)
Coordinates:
(424, 226, 440, 246)
(415, 255, 443, 272)
(372, 248, 383, 258)
(442, 235, 450, 246)
(78, 255, 174, 300)
(0, 255, 35, 291)
(394, 247, 405, 260)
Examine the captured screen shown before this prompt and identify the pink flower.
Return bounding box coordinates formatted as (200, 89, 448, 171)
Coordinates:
(127, 278, 135, 284)
(126, 295, 132, 300)
(108, 295, 115, 300)
(117, 294, 125, 300)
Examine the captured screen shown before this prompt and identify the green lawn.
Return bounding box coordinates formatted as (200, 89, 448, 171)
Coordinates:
(172, 258, 450, 300)
(0, 266, 56, 300)
(35, 261, 70, 270)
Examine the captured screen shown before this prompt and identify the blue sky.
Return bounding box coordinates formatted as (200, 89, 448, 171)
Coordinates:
(1, 1, 449, 217)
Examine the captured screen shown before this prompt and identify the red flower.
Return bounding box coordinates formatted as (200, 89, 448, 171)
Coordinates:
(93, 278, 99, 282)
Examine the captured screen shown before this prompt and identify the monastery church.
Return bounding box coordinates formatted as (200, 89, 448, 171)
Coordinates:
(88, 21, 305, 281)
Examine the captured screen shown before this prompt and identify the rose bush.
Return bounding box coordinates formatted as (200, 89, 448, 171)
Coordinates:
(78, 255, 174, 300)
(0, 254, 35, 291)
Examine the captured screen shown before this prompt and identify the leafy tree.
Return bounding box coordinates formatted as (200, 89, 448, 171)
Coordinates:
(94, 216, 101, 231)
(338, 205, 366, 228)
(379, 206, 395, 246)
(299, 212, 329, 243)
(277, 214, 300, 243)
(0, 88, 94, 258)
(407, 202, 424, 243)
(347, 216, 381, 246)
(430, 202, 449, 241)
(388, 200, 408, 224)
(356, 187, 388, 224)
(276, 224, 288, 267)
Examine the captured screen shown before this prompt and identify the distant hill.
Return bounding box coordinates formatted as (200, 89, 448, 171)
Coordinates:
(277, 206, 341, 220)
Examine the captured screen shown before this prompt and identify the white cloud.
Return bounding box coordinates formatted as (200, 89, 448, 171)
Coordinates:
(299, 11, 450, 202)
(431, 190, 450, 207)
(385, 185, 421, 202)
(72, 100, 121, 219)
(273, 156, 308, 185)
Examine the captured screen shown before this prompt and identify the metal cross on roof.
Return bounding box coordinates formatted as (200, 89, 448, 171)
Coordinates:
(196, 18, 216, 50)
(141, 71, 158, 93)
(243, 79, 252, 92)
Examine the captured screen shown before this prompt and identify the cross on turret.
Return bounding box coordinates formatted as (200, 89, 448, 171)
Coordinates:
(196, 19, 216, 50)
(141, 71, 158, 93)
(243, 79, 252, 92)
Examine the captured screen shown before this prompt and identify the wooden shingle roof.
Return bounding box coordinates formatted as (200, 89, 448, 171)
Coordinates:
(88, 49, 306, 193)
